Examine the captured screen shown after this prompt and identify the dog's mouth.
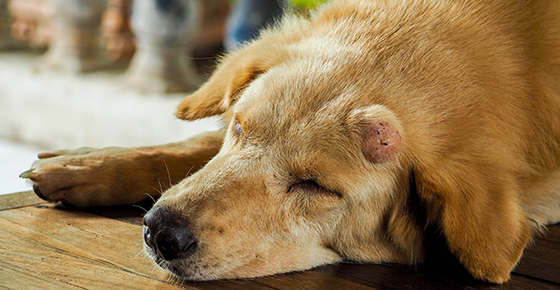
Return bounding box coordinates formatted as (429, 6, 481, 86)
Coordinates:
(143, 240, 259, 281)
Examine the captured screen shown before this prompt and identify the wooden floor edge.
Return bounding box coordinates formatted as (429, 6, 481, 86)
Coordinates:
(0, 191, 45, 211)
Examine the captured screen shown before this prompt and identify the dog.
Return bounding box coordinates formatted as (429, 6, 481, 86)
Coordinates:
(21, 0, 560, 284)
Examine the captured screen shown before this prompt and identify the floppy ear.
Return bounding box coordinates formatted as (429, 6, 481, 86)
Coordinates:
(175, 45, 288, 121)
(415, 161, 531, 283)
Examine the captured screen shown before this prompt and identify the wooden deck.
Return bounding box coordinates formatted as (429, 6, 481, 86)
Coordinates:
(1, 191, 559, 290)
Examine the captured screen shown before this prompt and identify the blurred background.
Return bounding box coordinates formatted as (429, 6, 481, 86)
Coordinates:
(0, 0, 327, 194)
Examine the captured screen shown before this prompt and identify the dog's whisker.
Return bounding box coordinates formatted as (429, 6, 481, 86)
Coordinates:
(184, 165, 196, 179)
(162, 159, 172, 189)
(134, 248, 145, 258)
(151, 185, 164, 196)
(132, 204, 149, 213)
(157, 178, 165, 194)
(143, 192, 158, 203)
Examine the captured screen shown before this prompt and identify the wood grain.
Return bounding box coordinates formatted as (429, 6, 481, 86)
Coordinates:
(514, 239, 560, 284)
(539, 225, 560, 244)
(0, 212, 184, 289)
(0, 191, 44, 211)
(0, 260, 84, 290)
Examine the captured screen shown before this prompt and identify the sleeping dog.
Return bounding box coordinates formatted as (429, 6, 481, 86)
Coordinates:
(23, 0, 560, 284)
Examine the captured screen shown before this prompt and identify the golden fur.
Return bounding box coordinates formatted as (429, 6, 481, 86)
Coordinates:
(25, 0, 560, 284)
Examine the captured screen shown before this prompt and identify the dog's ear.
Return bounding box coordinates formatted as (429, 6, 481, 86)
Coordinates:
(415, 162, 531, 283)
(175, 45, 288, 121)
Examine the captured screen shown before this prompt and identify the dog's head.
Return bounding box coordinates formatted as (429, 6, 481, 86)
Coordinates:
(144, 22, 530, 284)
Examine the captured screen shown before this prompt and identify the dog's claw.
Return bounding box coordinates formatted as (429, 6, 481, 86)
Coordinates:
(19, 169, 37, 180)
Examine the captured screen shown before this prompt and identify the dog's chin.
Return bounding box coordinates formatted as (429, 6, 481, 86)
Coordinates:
(164, 261, 219, 282)
(143, 244, 260, 281)
(143, 246, 205, 281)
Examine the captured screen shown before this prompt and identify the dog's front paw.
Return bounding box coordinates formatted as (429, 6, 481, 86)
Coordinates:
(20, 147, 146, 207)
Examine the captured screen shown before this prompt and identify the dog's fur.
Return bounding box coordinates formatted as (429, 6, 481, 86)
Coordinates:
(24, 0, 560, 284)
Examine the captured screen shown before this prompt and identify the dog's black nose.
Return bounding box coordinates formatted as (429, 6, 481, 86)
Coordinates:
(143, 207, 197, 261)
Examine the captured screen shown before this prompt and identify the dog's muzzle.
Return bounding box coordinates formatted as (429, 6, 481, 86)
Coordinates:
(143, 207, 197, 261)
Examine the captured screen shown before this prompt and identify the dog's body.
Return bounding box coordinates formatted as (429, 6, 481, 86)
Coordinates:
(23, 0, 560, 284)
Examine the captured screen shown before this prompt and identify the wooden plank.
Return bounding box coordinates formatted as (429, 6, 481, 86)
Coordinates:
(312, 262, 560, 290)
(0, 260, 85, 290)
(0, 206, 271, 290)
(312, 263, 471, 290)
(0, 191, 43, 211)
(505, 275, 560, 290)
(0, 206, 151, 273)
(16, 205, 144, 248)
(253, 269, 379, 290)
(514, 238, 560, 284)
(184, 281, 276, 290)
(538, 224, 560, 244)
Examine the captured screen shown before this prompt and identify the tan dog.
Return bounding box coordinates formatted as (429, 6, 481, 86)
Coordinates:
(22, 0, 560, 284)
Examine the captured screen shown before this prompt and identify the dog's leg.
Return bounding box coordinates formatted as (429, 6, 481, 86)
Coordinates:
(20, 131, 224, 207)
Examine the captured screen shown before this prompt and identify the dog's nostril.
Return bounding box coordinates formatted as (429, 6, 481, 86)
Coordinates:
(154, 230, 197, 261)
(156, 238, 174, 260)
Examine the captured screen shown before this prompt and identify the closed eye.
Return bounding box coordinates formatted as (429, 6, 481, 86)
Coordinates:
(288, 180, 321, 193)
(288, 180, 341, 197)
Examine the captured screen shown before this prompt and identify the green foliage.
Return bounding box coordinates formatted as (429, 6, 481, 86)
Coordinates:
(289, 0, 330, 8)
(227, 0, 330, 9)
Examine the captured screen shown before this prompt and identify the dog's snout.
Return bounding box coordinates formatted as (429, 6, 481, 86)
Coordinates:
(143, 207, 197, 261)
